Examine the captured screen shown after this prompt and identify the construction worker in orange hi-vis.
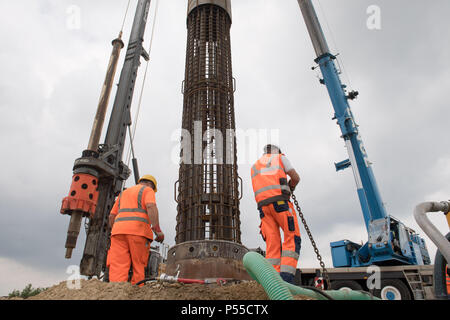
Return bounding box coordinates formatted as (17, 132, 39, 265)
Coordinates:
(107, 174, 164, 286)
(251, 144, 302, 284)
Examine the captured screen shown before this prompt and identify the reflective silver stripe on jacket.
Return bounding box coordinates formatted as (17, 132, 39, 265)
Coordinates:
(280, 265, 297, 275)
(254, 184, 291, 196)
(251, 155, 280, 176)
(282, 250, 299, 260)
(117, 186, 148, 214)
(251, 165, 284, 178)
(137, 186, 147, 209)
(118, 208, 147, 214)
(114, 217, 150, 224)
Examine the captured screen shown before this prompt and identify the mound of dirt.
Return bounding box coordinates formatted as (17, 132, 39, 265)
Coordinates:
(9, 279, 314, 300)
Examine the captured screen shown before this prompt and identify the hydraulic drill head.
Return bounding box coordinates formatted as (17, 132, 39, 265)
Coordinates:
(61, 172, 99, 258)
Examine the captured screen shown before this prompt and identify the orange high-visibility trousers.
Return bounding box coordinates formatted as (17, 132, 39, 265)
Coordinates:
(107, 234, 150, 285)
(259, 200, 301, 284)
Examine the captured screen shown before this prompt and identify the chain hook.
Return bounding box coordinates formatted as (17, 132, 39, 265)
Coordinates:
(290, 190, 331, 289)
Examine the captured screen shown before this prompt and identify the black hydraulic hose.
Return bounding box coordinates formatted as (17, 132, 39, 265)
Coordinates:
(302, 286, 335, 300)
(355, 290, 376, 300)
(135, 277, 157, 286)
(127, 125, 140, 185)
(132, 157, 140, 185)
(434, 232, 450, 300)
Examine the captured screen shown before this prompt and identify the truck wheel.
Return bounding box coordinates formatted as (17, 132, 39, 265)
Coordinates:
(330, 280, 363, 292)
(375, 280, 411, 300)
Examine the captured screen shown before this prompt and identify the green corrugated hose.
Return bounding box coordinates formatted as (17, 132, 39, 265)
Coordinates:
(243, 252, 379, 300)
(243, 251, 294, 300)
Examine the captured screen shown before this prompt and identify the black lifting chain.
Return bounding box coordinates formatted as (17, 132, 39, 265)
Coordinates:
(290, 191, 331, 289)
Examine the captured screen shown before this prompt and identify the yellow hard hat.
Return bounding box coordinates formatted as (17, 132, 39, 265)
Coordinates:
(138, 174, 157, 192)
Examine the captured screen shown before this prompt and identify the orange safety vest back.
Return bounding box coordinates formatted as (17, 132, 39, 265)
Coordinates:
(111, 185, 153, 240)
(251, 153, 291, 208)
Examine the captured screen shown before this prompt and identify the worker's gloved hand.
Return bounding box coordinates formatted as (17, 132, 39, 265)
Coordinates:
(155, 231, 165, 243)
(288, 180, 296, 191)
(152, 224, 165, 243)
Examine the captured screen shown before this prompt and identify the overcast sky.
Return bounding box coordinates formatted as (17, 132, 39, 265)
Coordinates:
(0, 0, 449, 296)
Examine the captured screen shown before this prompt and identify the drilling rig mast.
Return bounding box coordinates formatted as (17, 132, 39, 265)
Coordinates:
(60, 0, 152, 278)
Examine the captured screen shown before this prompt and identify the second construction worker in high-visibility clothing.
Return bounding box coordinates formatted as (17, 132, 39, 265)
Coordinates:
(107, 174, 164, 285)
(251, 144, 302, 284)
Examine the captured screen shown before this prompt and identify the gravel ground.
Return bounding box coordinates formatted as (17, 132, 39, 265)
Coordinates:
(1, 279, 314, 300)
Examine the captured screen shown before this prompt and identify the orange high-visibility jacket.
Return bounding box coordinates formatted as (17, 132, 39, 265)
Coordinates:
(251, 153, 291, 208)
(110, 184, 155, 240)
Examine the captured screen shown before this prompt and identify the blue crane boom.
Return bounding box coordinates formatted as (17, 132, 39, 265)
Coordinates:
(296, 0, 430, 267)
